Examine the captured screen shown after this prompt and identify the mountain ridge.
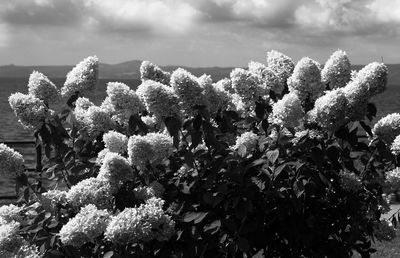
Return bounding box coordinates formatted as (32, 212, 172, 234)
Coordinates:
(0, 61, 399, 84)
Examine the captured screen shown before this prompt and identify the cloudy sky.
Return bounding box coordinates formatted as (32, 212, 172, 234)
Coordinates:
(0, 0, 399, 67)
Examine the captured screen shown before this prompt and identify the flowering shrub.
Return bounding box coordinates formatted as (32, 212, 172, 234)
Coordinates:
(3, 51, 400, 257)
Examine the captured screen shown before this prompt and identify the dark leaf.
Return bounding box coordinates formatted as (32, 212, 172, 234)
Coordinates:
(203, 220, 221, 234)
(165, 116, 182, 137)
(193, 113, 202, 130)
(366, 103, 377, 121)
(237, 237, 250, 253)
(183, 212, 208, 224)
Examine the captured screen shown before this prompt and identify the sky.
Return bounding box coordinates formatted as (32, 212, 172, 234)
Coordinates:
(0, 0, 400, 67)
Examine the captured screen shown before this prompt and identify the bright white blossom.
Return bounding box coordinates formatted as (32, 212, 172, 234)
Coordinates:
(270, 93, 304, 128)
(59, 204, 110, 247)
(66, 177, 113, 210)
(372, 113, 400, 144)
(103, 131, 128, 153)
(170, 68, 208, 115)
(233, 132, 259, 156)
(214, 78, 234, 94)
(198, 74, 231, 114)
(41, 190, 67, 213)
(266, 50, 294, 88)
(106, 82, 144, 115)
(0, 144, 24, 177)
(391, 135, 400, 155)
(27, 71, 60, 104)
(133, 182, 165, 201)
(105, 197, 175, 244)
(343, 62, 388, 120)
(136, 80, 181, 119)
(82, 106, 115, 139)
(0, 221, 24, 255)
(308, 88, 348, 131)
(140, 61, 171, 85)
(128, 133, 173, 170)
(321, 50, 351, 90)
(141, 115, 164, 132)
(288, 57, 324, 107)
(230, 68, 268, 111)
(75, 97, 94, 110)
(248, 61, 283, 95)
(98, 152, 134, 193)
(12, 242, 41, 258)
(61, 56, 99, 99)
(385, 167, 400, 190)
(95, 148, 111, 165)
(9, 93, 51, 130)
(0, 204, 23, 224)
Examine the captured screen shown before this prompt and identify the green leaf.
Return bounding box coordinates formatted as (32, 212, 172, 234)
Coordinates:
(183, 212, 208, 224)
(237, 237, 250, 253)
(204, 220, 221, 234)
(266, 149, 279, 164)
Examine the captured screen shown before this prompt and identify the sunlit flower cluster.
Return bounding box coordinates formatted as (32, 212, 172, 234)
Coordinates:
(28, 71, 60, 104)
(170, 68, 208, 115)
(0, 204, 24, 224)
(103, 131, 128, 153)
(308, 88, 348, 131)
(288, 57, 324, 107)
(128, 133, 173, 170)
(105, 197, 175, 244)
(141, 115, 164, 131)
(8, 93, 51, 130)
(214, 78, 234, 94)
(82, 106, 115, 139)
(107, 82, 144, 114)
(266, 50, 294, 88)
(385, 167, 400, 191)
(66, 177, 114, 210)
(270, 93, 304, 128)
(233, 132, 259, 156)
(248, 61, 283, 95)
(199, 74, 231, 114)
(59, 204, 110, 247)
(140, 61, 171, 85)
(0, 143, 24, 177)
(98, 152, 134, 193)
(41, 190, 67, 213)
(136, 80, 181, 119)
(12, 242, 41, 258)
(61, 56, 99, 99)
(133, 182, 165, 201)
(321, 50, 351, 89)
(0, 221, 24, 255)
(372, 113, 400, 144)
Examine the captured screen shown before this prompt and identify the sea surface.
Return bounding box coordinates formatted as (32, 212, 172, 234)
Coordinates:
(0, 77, 399, 198)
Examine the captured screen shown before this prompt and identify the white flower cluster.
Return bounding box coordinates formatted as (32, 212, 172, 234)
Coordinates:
(248, 61, 283, 95)
(343, 62, 388, 120)
(170, 68, 208, 115)
(0, 143, 24, 177)
(82, 106, 115, 139)
(0, 221, 24, 255)
(391, 135, 400, 155)
(233, 132, 259, 156)
(105, 197, 175, 244)
(66, 177, 114, 210)
(199, 74, 231, 114)
(8, 93, 51, 130)
(385, 167, 400, 190)
(40, 190, 67, 213)
(372, 113, 400, 144)
(28, 71, 60, 104)
(106, 82, 144, 117)
(339, 171, 362, 193)
(98, 152, 134, 193)
(288, 57, 325, 106)
(0, 204, 23, 224)
(61, 56, 99, 99)
(103, 131, 128, 153)
(136, 80, 181, 119)
(59, 204, 110, 247)
(270, 93, 304, 128)
(214, 78, 234, 94)
(12, 243, 41, 258)
(128, 133, 173, 170)
(230, 68, 268, 111)
(140, 61, 171, 85)
(141, 115, 164, 131)
(321, 50, 351, 89)
(308, 88, 348, 131)
(292, 129, 324, 144)
(266, 50, 294, 88)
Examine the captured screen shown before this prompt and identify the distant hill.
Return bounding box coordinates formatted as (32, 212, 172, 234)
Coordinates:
(0, 61, 399, 84)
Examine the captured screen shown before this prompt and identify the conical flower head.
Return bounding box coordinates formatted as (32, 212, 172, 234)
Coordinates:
(136, 80, 181, 119)
(9, 92, 51, 130)
(266, 50, 294, 89)
(321, 50, 351, 90)
(28, 71, 60, 104)
(288, 57, 324, 108)
(308, 88, 348, 132)
(198, 74, 231, 114)
(372, 113, 400, 144)
(61, 56, 99, 98)
(248, 61, 283, 95)
(270, 92, 304, 128)
(140, 61, 171, 85)
(0, 144, 24, 177)
(170, 68, 208, 115)
(98, 152, 133, 193)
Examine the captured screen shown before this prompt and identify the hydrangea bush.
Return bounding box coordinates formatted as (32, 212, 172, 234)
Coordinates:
(3, 51, 400, 257)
